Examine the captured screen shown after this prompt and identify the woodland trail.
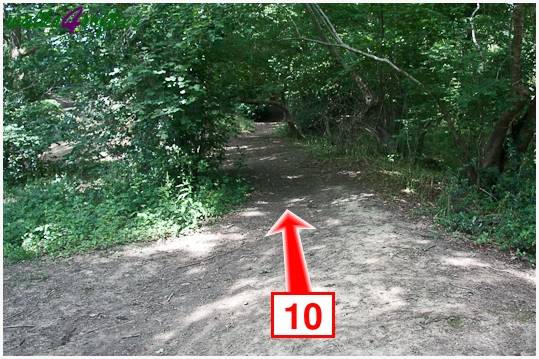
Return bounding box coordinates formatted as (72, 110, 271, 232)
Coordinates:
(3, 123, 536, 355)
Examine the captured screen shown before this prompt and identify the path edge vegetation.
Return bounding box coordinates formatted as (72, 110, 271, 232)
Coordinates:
(278, 121, 535, 264)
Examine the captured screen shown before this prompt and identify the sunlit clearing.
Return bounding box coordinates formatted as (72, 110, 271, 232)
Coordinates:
(441, 256, 489, 268)
(154, 330, 178, 342)
(245, 146, 268, 151)
(122, 232, 243, 258)
(287, 197, 305, 203)
(240, 209, 266, 217)
(331, 193, 374, 205)
(185, 266, 205, 275)
(325, 218, 342, 226)
(365, 256, 383, 264)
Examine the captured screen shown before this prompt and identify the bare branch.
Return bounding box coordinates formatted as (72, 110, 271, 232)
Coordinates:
(311, 4, 344, 46)
(468, 3, 486, 63)
(297, 36, 425, 88)
(469, 3, 481, 51)
(303, 4, 376, 109)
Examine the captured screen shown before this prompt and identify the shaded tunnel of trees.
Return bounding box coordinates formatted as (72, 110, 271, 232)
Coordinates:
(3, 3, 536, 261)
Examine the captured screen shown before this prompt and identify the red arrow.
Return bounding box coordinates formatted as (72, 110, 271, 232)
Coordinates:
(266, 210, 315, 293)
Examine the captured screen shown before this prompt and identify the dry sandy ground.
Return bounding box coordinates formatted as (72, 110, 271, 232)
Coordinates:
(3, 123, 536, 355)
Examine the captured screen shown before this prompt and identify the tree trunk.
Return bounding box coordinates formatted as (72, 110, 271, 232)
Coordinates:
(512, 97, 536, 154)
(481, 100, 529, 171)
(481, 4, 530, 172)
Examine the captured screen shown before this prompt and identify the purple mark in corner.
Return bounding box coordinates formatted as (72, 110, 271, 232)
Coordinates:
(61, 6, 83, 33)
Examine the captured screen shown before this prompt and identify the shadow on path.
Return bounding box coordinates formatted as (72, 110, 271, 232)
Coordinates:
(3, 123, 536, 355)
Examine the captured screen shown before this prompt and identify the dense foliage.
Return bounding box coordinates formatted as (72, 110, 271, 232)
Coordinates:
(3, 3, 536, 261)
(3, 3, 251, 261)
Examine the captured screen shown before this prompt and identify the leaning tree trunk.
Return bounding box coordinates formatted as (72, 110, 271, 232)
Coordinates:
(304, 4, 375, 114)
(481, 4, 530, 172)
(512, 97, 536, 154)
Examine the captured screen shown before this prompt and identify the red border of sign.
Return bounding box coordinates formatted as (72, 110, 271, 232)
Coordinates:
(270, 292, 336, 339)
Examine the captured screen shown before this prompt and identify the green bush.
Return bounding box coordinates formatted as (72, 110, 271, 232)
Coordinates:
(3, 96, 69, 183)
(3, 124, 42, 183)
(3, 161, 250, 262)
(435, 163, 535, 261)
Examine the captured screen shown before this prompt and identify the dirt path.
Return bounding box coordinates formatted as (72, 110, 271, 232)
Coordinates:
(3, 123, 536, 355)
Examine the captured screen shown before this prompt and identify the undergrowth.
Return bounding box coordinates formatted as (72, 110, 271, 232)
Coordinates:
(3, 161, 250, 263)
(283, 125, 535, 263)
